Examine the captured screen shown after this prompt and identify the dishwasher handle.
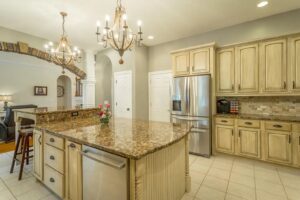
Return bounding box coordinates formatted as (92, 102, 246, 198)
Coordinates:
(81, 150, 126, 170)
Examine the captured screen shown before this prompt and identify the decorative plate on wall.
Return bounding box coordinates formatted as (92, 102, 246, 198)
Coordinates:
(57, 85, 64, 97)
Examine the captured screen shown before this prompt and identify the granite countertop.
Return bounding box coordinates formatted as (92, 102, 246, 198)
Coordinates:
(14, 106, 98, 115)
(215, 113, 300, 123)
(35, 117, 190, 160)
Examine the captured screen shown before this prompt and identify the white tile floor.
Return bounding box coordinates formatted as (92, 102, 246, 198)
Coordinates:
(0, 151, 299, 200)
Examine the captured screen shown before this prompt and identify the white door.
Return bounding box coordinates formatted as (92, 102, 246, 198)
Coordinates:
(114, 71, 132, 119)
(149, 71, 172, 122)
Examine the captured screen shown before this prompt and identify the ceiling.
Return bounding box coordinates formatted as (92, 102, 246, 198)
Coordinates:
(0, 0, 300, 51)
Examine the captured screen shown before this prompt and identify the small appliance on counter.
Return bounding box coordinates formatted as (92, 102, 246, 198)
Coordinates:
(217, 99, 230, 114)
(217, 99, 239, 114)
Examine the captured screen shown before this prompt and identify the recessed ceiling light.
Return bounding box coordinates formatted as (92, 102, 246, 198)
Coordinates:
(148, 35, 154, 40)
(257, 1, 268, 8)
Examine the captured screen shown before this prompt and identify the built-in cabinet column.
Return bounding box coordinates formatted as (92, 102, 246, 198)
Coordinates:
(33, 130, 43, 181)
(216, 48, 235, 94)
(290, 36, 300, 92)
(235, 44, 259, 93)
(260, 39, 288, 93)
(82, 50, 96, 107)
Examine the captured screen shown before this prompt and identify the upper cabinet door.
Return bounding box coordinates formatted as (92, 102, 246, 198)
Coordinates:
(216, 48, 235, 94)
(290, 36, 300, 92)
(236, 44, 259, 93)
(190, 47, 210, 74)
(261, 39, 287, 93)
(172, 51, 190, 76)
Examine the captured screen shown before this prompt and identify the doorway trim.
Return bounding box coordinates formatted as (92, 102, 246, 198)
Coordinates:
(148, 70, 172, 122)
(113, 70, 133, 119)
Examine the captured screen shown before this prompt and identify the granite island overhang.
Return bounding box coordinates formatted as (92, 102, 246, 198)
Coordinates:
(34, 117, 192, 200)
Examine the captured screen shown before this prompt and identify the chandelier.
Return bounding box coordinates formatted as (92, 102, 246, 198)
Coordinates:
(96, 0, 143, 64)
(44, 12, 81, 74)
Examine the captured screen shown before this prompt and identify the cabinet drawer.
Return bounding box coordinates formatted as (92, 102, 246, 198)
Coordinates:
(45, 133, 64, 150)
(215, 118, 234, 126)
(45, 145, 64, 174)
(44, 165, 64, 199)
(265, 121, 291, 132)
(238, 119, 260, 128)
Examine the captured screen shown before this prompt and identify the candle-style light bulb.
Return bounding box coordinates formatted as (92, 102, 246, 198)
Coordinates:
(137, 20, 142, 27)
(96, 20, 101, 27)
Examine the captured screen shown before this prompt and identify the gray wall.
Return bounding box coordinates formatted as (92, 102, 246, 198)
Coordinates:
(96, 46, 149, 120)
(0, 52, 76, 107)
(95, 54, 112, 106)
(148, 9, 300, 72)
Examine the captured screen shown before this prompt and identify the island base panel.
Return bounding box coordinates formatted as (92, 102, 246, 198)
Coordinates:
(130, 137, 190, 200)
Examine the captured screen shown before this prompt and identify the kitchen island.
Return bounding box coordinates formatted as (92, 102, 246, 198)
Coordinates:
(34, 117, 191, 200)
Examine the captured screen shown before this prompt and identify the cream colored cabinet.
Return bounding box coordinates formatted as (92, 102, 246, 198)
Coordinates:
(265, 130, 292, 164)
(215, 125, 234, 154)
(190, 48, 210, 74)
(33, 130, 43, 180)
(237, 128, 261, 159)
(261, 39, 287, 93)
(65, 141, 82, 200)
(290, 36, 300, 92)
(298, 134, 300, 167)
(172, 51, 190, 76)
(235, 44, 259, 93)
(216, 48, 235, 94)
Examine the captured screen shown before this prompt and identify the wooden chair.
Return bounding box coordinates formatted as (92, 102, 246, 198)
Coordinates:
(10, 128, 34, 180)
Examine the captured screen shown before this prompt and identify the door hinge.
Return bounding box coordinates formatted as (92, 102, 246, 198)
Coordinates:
(288, 135, 291, 144)
(116, 102, 118, 106)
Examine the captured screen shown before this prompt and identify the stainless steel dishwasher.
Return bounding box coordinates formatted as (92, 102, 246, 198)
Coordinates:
(81, 145, 128, 200)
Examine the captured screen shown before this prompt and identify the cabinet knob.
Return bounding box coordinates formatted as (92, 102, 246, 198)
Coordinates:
(273, 124, 282, 128)
(293, 81, 296, 89)
(50, 155, 55, 160)
(221, 120, 228, 123)
(50, 177, 55, 183)
(50, 138, 55, 143)
(69, 143, 76, 148)
(245, 122, 253, 125)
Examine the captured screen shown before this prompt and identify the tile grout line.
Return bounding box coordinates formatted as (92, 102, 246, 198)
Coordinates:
(253, 162, 258, 200)
(276, 167, 289, 200)
(192, 156, 215, 200)
(0, 177, 17, 200)
(224, 156, 235, 200)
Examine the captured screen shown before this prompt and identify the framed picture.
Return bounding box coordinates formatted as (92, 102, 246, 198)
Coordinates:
(34, 86, 47, 96)
(57, 85, 64, 97)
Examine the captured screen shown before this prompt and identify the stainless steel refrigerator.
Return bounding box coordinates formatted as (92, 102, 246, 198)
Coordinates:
(171, 75, 211, 157)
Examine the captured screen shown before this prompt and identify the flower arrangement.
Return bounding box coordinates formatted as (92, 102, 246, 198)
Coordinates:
(98, 103, 112, 124)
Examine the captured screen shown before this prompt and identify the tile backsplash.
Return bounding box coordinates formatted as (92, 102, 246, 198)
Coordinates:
(218, 96, 300, 116)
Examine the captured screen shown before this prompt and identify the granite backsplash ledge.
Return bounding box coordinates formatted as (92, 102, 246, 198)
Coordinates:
(217, 96, 300, 117)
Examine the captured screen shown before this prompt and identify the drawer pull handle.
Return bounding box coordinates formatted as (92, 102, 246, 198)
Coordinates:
(221, 120, 228, 123)
(50, 138, 55, 143)
(273, 124, 282, 128)
(69, 143, 76, 148)
(38, 135, 42, 145)
(245, 122, 253, 125)
(50, 155, 55, 160)
(50, 177, 55, 183)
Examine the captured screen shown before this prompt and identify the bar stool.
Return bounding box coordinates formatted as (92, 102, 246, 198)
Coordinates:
(10, 128, 34, 180)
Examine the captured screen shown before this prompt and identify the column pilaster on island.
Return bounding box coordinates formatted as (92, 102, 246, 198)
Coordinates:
(82, 50, 96, 107)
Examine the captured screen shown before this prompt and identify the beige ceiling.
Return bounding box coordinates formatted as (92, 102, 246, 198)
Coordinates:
(0, 0, 300, 50)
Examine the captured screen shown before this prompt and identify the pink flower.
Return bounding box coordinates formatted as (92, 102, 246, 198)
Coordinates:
(98, 104, 103, 108)
(106, 104, 111, 108)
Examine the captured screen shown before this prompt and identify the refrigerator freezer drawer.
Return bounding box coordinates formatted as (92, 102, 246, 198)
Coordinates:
(189, 129, 211, 157)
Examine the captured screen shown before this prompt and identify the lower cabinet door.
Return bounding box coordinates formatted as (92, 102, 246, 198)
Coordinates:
(65, 140, 82, 200)
(266, 130, 292, 164)
(215, 125, 234, 154)
(297, 133, 300, 167)
(44, 165, 64, 198)
(237, 128, 261, 159)
(33, 130, 43, 180)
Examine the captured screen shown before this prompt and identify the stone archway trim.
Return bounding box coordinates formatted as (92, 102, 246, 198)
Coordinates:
(0, 41, 86, 79)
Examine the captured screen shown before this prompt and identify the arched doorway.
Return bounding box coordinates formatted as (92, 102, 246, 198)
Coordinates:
(95, 54, 112, 106)
(57, 75, 72, 108)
